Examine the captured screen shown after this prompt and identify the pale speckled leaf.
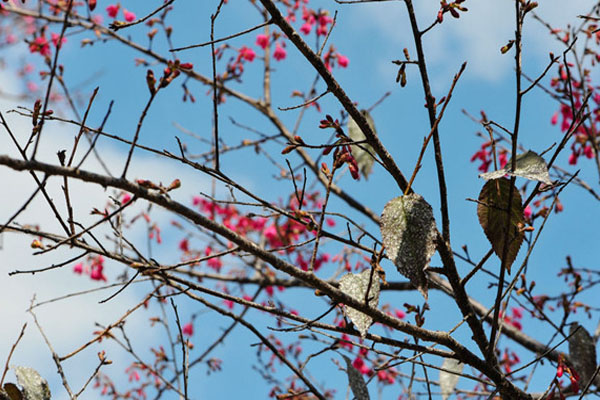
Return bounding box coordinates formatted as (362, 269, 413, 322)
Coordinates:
(339, 269, 380, 338)
(477, 178, 524, 274)
(380, 194, 437, 299)
(439, 358, 464, 400)
(347, 110, 376, 179)
(568, 323, 599, 388)
(479, 151, 552, 185)
(342, 355, 370, 400)
(14, 367, 50, 400)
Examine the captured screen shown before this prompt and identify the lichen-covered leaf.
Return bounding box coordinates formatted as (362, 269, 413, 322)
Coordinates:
(14, 367, 50, 400)
(477, 178, 524, 274)
(339, 269, 380, 338)
(380, 194, 437, 299)
(439, 358, 464, 400)
(479, 150, 552, 185)
(568, 323, 598, 388)
(347, 110, 376, 179)
(342, 355, 370, 400)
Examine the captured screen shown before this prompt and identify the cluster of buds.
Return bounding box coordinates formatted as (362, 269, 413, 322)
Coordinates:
(319, 115, 360, 179)
(550, 354, 581, 397)
(146, 60, 193, 95)
(437, 0, 468, 23)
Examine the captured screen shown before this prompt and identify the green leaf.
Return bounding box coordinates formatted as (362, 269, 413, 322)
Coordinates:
(439, 358, 464, 400)
(380, 194, 437, 299)
(339, 269, 380, 338)
(568, 323, 599, 388)
(479, 150, 552, 185)
(342, 355, 370, 400)
(476, 178, 524, 273)
(13, 367, 51, 400)
(347, 110, 376, 179)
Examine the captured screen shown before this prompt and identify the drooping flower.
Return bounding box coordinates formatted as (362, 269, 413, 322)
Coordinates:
(273, 43, 286, 61)
(50, 32, 66, 48)
(106, 4, 120, 18)
(239, 46, 256, 62)
(29, 36, 51, 57)
(300, 22, 312, 35)
(123, 9, 136, 22)
(256, 33, 269, 49)
(337, 54, 349, 68)
(182, 322, 194, 336)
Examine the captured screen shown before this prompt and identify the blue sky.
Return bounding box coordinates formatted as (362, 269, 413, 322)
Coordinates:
(1, 0, 599, 398)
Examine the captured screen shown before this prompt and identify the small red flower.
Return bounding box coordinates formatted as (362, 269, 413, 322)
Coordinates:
(182, 322, 194, 336)
(29, 36, 51, 57)
(300, 22, 312, 35)
(273, 43, 286, 61)
(256, 33, 269, 49)
(123, 9, 136, 22)
(106, 4, 120, 18)
(239, 46, 256, 62)
(337, 54, 349, 68)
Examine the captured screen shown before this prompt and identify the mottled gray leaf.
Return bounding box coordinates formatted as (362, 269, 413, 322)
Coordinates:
(339, 269, 380, 338)
(439, 358, 464, 400)
(479, 151, 552, 185)
(380, 194, 437, 299)
(568, 323, 599, 388)
(347, 110, 376, 179)
(14, 367, 50, 400)
(342, 355, 370, 400)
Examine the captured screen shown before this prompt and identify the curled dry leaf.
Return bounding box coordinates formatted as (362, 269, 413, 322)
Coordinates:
(339, 269, 380, 338)
(342, 355, 370, 400)
(439, 358, 464, 400)
(13, 366, 51, 400)
(476, 178, 524, 274)
(347, 110, 376, 179)
(380, 194, 437, 299)
(479, 150, 553, 185)
(2, 383, 23, 400)
(568, 323, 599, 388)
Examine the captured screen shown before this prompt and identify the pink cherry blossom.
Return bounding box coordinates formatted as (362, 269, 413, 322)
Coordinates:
(256, 34, 269, 49)
(123, 9, 136, 22)
(300, 22, 312, 35)
(51, 32, 66, 48)
(182, 322, 194, 336)
(90, 265, 107, 281)
(523, 205, 532, 219)
(106, 4, 119, 18)
(337, 54, 349, 68)
(568, 152, 578, 165)
(239, 46, 256, 62)
(273, 44, 286, 61)
(29, 36, 51, 57)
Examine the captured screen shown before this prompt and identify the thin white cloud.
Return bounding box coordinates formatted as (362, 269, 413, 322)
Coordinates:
(0, 69, 213, 395)
(357, 0, 597, 82)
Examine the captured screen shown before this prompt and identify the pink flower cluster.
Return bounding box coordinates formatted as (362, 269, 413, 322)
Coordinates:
(73, 255, 107, 281)
(255, 34, 287, 61)
(299, 8, 333, 36)
(106, 4, 136, 22)
(549, 63, 599, 165)
(469, 142, 507, 173)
